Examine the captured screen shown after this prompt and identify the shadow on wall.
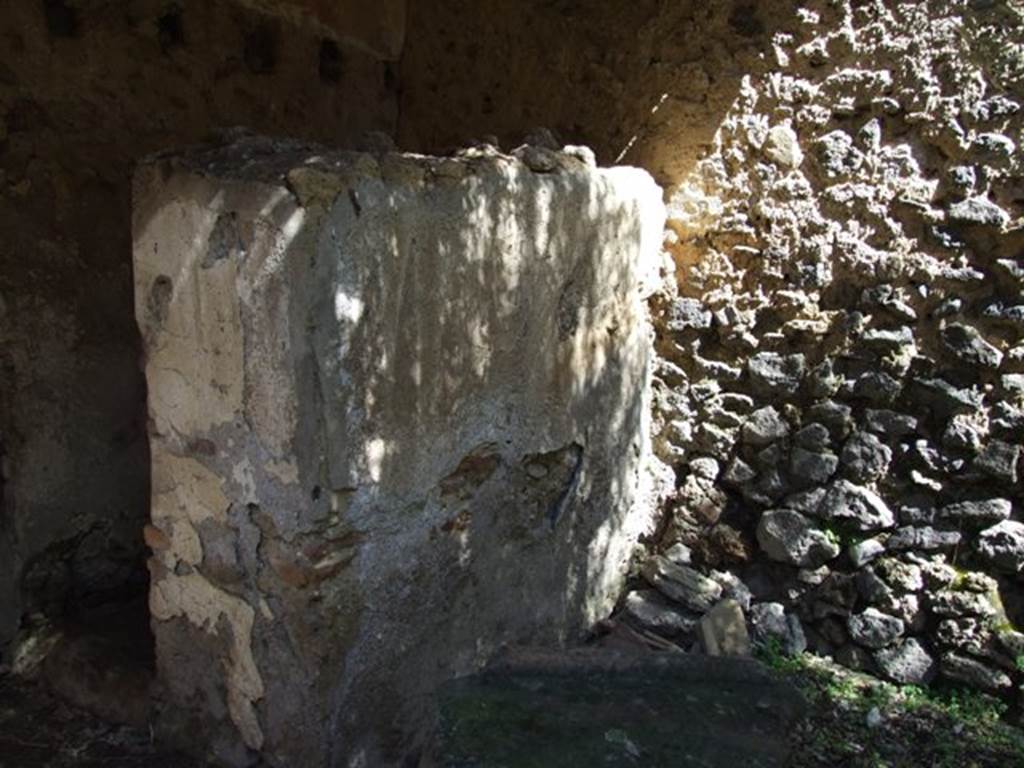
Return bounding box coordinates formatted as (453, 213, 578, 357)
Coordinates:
(0, 0, 787, 662)
(131, 142, 660, 765)
(0, 0, 399, 656)
(398, 0, 790, 191)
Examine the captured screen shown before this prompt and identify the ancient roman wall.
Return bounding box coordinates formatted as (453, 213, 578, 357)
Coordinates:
(633, 0, 1024, 694)
(401, 0, 1024, 697)
(2, 0, 1023, 720)
(0, 0, 400, 652)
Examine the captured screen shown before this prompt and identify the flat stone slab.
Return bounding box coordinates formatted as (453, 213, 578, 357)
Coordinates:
(432, 649, 806, 767)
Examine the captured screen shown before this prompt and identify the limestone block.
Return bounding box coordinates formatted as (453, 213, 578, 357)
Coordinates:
(700, 599, 751, 657)
(133, 137, 664, 766)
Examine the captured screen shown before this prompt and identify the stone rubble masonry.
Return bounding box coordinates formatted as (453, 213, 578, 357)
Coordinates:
(633, 0, 1024, 702)
(133, 136, 665, 766)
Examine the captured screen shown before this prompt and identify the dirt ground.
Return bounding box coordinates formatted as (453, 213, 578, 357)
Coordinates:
(0, 673, 201, 768)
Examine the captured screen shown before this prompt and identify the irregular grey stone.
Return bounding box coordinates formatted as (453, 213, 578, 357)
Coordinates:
(818, 480, 895, 531)
(749, 602, 807, 656)
(676, 473, 727, 525)
(700, 599, 751, 656)
(942, 415, 985, 452)
(755, 442, 789, 472)
(782, 488, 826, 517)
(929, 590, 997, 619)
(947, 164, 976, 191)
(814, 129, 861, 176)
(873, 638, 936, 685)
(667, 297, 712, 332)
(718, 393, 756, 414)
(865, 409, 918, 439)
(689, 457, 720, 481)
(856, 568, 894, 605)
(848, 538, 885, 568)
(764, 124, 804, 168)
(886, 526, 962, 551)
(756, 509, 840, 568)
(840, 431, 892, 484)
(847, 609, 905, 649)
(911, 378, 983, 417)
(642, 556, 723, 613)
(973, 440, 1020, 484)
(801, 566, 836, 589)
(743, 468, 788, 507)
(871, 292, 917, 323)
(702, 402, 745, 429)
(794, 423, 831, 451)
(907, 440, 948, 473)
(623, 589, 699, 637)
(917, 559, 957, 590)
(975, 520, 1024, 572)
(996, 258, 1024, 283)
(936, 618, 993, 656)
(952, 571, 998, 594)
(1002, 373, 1024, 392)
(973, 132, 1015, 158)
(941, 323, 1003, 369)
(874, 558, 923, 593)
(992, 401, 1024, 432)
(806, 361, 843, 400)
(938, 498, 1012, 527)
(516, 145, 559, 172)
(694, 422, 738, 460)
(898, 505, 935, 525)
(741, 406, 790, 446)
(663, 543, 693, 566)
(940, 653, 1013, 691)
(747, 352, 806, 397)
(789, 447, 839, 485)
(722, 457, 757, 488)
(853, 372, 902, 404)
(862, 326, 915, 351)
(709, 571, 753, 612)
(947, 195, 1010, 227)
(698, 357, 742, 385)
(806, 401, 853, 438)
(983, 303, 1024, 328)
(996, 629, 1024, 657)
(876, 594, 925, 632)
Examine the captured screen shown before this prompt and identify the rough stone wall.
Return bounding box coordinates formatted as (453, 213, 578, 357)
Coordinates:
(398, 0, 784, 188)
(133, 138, 664, 766)
(0, 0, 400, 654)
(629, 0, 1024, 698)
(3, 0, 1023, 711)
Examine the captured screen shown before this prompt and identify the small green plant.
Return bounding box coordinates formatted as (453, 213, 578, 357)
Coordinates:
(824, 673, 863, 704)
(753, 636, 805, 674)
(1015, 654, 1024, 673)
(897, 684, 929, 711)
(822, 520, 861, 551)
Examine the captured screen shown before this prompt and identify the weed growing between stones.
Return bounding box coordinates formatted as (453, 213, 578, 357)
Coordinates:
(756, 641, 1024, 767)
